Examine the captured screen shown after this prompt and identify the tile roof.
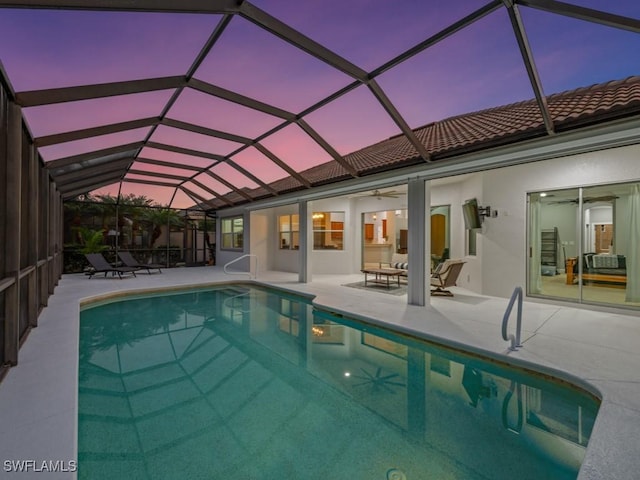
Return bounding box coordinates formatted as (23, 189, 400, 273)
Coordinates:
(549, 76, 640, 127)
(417, 75, 640, 158)
(211, 76, 640, 210)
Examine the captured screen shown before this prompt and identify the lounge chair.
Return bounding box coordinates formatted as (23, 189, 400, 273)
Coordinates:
(85, 253, 138, 279)
(430, 259, 465, 296)
(118, 251, 163, 274)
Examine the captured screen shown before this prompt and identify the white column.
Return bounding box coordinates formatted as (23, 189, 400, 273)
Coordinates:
(407, 178, 431, 306)
(298, 200, 311, 283)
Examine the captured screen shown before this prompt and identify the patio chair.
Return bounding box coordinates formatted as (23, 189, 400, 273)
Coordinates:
(118, 251, 163, 274)
(85, 253, 138, 279)
(430, 259, 465, 296)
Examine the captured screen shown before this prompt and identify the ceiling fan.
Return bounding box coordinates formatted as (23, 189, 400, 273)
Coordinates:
(359, 189, 406, 199)
(550, 195, 619, 204)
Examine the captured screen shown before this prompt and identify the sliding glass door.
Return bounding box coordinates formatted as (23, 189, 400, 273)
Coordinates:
(528, 182, 640, 309)
(528, 189, 580, 302)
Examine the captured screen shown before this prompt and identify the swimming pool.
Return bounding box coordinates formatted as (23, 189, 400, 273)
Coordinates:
(78, 285, 599, 479)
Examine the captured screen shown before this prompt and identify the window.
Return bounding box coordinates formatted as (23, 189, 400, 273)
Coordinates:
(278, 298, 300, 337)
(312, 211, 344, 250)
(278, 214, 299, 249)
(311, 319, 344, 344)
(221, 216, 243, 250)
(466, 229, 477, 256)
(525, 387, 596, 446)
(361, 332, 407, 359)
(430, 355, 451, 377)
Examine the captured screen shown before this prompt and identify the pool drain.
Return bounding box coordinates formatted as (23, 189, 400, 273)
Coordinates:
(386, 468, 407, 480)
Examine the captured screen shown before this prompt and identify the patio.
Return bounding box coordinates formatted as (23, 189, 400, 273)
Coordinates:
(0, 266, 639, 479)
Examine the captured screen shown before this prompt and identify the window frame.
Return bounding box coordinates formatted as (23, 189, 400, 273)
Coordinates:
(466, 228, 478, 257)
(278, 214, 299, 250)
(312, 211, 345, 251)
(220, 215, 244, 251)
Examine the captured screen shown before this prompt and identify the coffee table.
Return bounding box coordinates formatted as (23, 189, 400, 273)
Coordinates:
(361, 268, 404, 288)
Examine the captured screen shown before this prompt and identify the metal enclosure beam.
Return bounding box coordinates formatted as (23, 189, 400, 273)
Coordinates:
(34, 117, 160, 147)
(134, 157, 204, 172)
(296, 119, 358, 177)
(253, 143, 311, 188)
(505, 2, 555, 135)
(124, 178, 179, 188)
(189, 179, 234, 206)
(4, 101, 22, 365)
(188, 79, 294, 120)
(224, 159, 279, 195)
(127, 169, 190, 182)
(239, 2, 368, 82)
(45, 142, 145, 169)
(53, 158, 133, 183)
(27, 143, 38, 328)
(61, 178, 122, 198)
(368, 80, 432, 162)
(203, 170, 253, 201)
(58, 171, 124, 193)
(16, 76, 185, 107)
(518, 0, 640, 34)
(162, 118, 252, 145)
(0, 0, 241, 12)
(145, 141, 225, 163)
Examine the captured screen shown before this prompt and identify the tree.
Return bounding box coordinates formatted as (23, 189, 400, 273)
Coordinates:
(75, 227, 108, 254)
(142, 207, 183, 248)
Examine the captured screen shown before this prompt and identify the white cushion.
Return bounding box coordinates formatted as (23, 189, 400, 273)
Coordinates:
(593, 254, 618, 268)
(391, 253, 408, 264)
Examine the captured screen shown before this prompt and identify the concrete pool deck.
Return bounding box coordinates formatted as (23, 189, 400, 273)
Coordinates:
(0, 266, 639, 479)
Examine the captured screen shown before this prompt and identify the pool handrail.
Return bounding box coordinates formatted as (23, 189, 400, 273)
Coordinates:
(222, 290, 252, 313)
(223, 254, 258, 279)
(501, 380, 523, 434)
(502, 286, 523, 351)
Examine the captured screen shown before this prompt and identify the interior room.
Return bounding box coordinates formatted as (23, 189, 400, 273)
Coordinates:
(532, 181, 640, 308)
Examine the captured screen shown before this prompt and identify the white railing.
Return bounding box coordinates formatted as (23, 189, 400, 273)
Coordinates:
(502, 286, 523, 351)
(223, 290, 252, 313)
(223, 254, 258, 279)
(501, 380, 523, 434)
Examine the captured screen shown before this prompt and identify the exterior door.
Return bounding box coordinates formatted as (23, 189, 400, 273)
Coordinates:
(431, 214, 446, 258)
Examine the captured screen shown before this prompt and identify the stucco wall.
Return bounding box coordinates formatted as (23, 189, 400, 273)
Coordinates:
(308, 197, 355, 275)
(217, 143, 640, 297)
(480, 143, 640, 298)
(433, 175, 484, 293)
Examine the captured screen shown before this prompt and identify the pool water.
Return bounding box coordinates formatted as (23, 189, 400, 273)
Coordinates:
(78, 285, 598, 479)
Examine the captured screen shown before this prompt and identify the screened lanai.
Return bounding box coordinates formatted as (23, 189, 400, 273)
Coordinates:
(1, 1, 640, 376)
(1, 1, 639, 208)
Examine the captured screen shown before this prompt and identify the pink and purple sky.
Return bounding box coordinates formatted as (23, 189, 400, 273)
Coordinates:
(0, 1, 638, 208)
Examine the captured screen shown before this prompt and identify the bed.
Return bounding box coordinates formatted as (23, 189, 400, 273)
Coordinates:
(566, 254, 627, 286)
